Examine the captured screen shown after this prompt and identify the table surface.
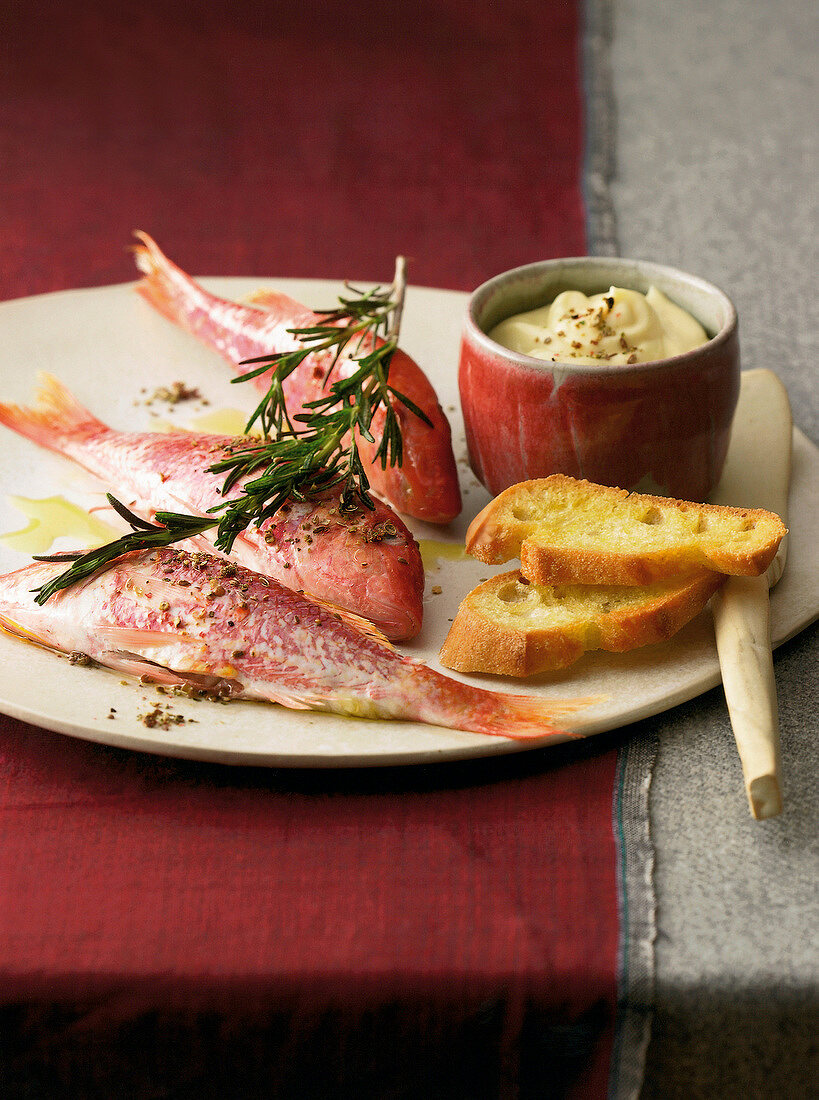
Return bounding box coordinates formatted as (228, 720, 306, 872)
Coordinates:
(1, 2, 817, 1098)
(608, 1, 818, 1095)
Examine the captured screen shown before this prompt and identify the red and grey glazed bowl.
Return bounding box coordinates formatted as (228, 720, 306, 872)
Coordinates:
(458, 257, 740, 502)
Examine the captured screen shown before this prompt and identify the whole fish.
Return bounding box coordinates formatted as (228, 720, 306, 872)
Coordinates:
(0, 549, 590, 739)
(133, 232, 462, 524)
(0, 374, 424, 640)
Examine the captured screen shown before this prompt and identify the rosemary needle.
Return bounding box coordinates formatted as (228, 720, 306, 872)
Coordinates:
(32, 497, 215, 605)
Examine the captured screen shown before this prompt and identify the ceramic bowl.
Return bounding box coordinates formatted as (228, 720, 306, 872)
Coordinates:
(458, 257, 740, 502)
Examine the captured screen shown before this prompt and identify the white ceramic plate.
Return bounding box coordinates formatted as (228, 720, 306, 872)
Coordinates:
(0, 280, 816, 767)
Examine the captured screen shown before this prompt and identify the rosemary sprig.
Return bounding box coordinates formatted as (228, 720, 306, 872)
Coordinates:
(33, 260, 426, 600)
(208, 255, 430, 553)
(32, 496, 215, 605)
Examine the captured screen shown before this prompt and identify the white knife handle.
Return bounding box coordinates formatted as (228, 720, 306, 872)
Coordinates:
(713, 575, 782, 819)
(710, 369, 792, 820)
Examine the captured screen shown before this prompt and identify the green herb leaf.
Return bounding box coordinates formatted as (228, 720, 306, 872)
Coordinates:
(32, 496, 216, 605)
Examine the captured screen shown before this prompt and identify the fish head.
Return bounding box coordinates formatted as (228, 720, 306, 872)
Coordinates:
(258, 493, 425, 641)
(367, 348, 462, 524)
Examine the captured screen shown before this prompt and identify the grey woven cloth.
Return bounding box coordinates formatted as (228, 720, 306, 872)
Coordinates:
(586, 1, 819, 1096)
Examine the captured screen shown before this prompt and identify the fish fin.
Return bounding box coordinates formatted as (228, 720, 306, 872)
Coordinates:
(102, 647, 244, 697)
(469, 691, 606, 741)
(244, 288, 303, 311)
(103, 651, 191, 685)
(301, 590, 396, 651)
(255, 688, 315, 710)
(0, 613, 59, 652)
(95, 626, 198, 649)
(0, 374, 107, 452)
(242, 287, 318, 328)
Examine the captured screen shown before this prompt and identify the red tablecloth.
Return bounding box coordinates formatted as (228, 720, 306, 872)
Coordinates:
(1, 3, 622, 1096)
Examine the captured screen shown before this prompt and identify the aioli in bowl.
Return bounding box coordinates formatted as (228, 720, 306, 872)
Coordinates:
(489, 285, 708, 366)
(459, 258, 740, 503)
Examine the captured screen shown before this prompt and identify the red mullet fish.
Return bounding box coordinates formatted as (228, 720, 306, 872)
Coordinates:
(132, 232, 462, 524)
(0, 549, 591, 740)
(0, 375, 424, 640)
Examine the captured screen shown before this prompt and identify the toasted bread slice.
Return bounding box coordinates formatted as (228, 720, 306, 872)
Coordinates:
(465, 475, 786, 586)
(439, 568, 726, 676)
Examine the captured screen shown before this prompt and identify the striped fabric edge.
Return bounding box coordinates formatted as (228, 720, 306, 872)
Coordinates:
(580, 0, 658, 1096)
(581, 0, 618, 257)
(608, 733, 658, 1099)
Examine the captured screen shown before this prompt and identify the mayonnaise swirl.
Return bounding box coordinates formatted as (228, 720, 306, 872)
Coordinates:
(488, 285, 708, 365)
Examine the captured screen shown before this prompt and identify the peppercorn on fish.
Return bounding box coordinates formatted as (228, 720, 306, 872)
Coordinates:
(0, 374, 424, 640)
(132, 232, 462, 524)
(0, 549, 591, 740)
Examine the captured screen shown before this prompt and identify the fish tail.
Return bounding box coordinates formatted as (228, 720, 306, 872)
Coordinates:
(243, 287, 308, 323)
(0, 610, 61, 653)
(131, 230, 199, 325)
(415, 667, 601, 741)
(0, 373, 107, 455)
(468, 690, 598, 740)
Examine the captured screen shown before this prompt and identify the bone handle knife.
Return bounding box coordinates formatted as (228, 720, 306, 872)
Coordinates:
(711, 370, 792, 820)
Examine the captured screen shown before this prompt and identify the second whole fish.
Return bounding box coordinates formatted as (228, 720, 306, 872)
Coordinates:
(0, 374, 424, 640)
(132, 232, 462, 524)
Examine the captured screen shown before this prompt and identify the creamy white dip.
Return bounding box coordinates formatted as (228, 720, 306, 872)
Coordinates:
(488, 285, 708, 365)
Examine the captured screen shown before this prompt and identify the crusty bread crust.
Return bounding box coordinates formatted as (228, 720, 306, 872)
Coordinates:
(465, 475, 786, 586)
(439, 568, 726, 676)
